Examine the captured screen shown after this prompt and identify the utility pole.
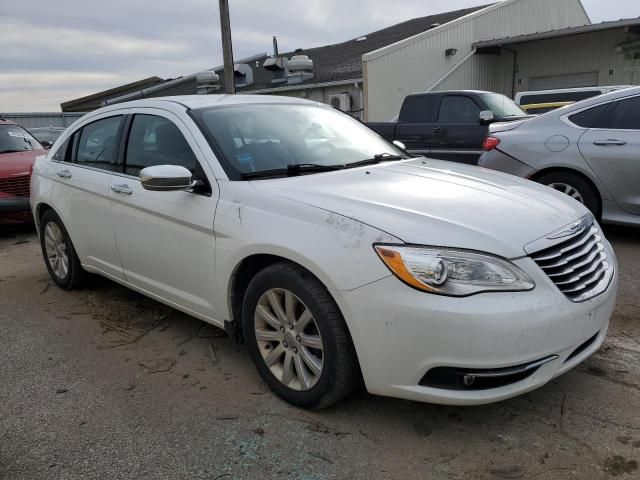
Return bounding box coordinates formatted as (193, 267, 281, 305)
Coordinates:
(219, 0, 235, 94)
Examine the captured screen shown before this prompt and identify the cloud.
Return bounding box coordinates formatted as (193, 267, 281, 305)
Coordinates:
(1, 0, 639, 111)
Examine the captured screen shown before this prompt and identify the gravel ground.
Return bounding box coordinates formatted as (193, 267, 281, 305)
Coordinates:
(0, 224, 639, 480)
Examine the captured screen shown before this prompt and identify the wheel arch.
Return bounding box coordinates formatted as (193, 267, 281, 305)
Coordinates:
(529, 166, 603, 217)
(227, 254, 362, 367)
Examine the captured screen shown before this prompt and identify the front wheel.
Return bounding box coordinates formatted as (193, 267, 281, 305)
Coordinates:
(536, 172, 600, 219)
(242, 262, 360, 409)
(39, 209, 87, 290)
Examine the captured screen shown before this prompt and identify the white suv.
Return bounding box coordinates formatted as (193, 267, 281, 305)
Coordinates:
(31, 95, 618, 408)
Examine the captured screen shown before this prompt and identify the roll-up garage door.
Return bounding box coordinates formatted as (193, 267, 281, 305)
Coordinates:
(529, 71, 599, 90)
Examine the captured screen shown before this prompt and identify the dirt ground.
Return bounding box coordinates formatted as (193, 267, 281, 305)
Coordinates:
(1, 224, 639, 480)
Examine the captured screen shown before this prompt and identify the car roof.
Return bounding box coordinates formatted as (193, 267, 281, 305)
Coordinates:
(516, 85, 633, 97)
(108, 94, 321, 111)
(526, 86, 640, 122)
(409, 90, 494, 97)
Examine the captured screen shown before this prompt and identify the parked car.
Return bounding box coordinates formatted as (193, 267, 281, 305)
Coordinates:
(28, 126, 67, 149)
(479, 86, 640, 227)
(515, 85, 632, 114)
(0, 118, 45, 224)
(368, 90, 531, 165)
(31, 95, 617, 408)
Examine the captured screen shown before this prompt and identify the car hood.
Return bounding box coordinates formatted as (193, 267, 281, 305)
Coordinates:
(0, 150, 44, 177)
(251, 158, 588, 258)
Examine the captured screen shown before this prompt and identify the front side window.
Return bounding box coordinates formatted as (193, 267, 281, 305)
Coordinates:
(192, 104, 407, 180)
(0, 124, 42, 154)
(609, 97, 640, 130)
(124, 114, 201, 177)
(437, 96, 481, 123)
(76, 116, 123, 171)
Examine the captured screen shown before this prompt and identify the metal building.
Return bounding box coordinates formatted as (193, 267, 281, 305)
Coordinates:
(362, 0, 592, 120)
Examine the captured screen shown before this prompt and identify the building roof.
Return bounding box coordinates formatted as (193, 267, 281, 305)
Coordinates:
(60, 76, 165, 112)
(473, 16, 640, 49)
(62, 5, 489, 109)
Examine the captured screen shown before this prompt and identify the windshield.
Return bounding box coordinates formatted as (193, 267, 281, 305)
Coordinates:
(480, 93, 527, 119)
(0, 124, 43, 154)
(29, 128, 64, 144)
(192, 104, 407, 180)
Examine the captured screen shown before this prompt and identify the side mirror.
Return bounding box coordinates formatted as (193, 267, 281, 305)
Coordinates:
(40, 140, 53, 150)
(393, 140, 407, 151)
(139, 165, 194, 192)
(479, 110, 495, 125)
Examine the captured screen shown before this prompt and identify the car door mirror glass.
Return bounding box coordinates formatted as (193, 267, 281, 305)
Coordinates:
(139, 165, 195, 191)
(479, 110, 495, 125)
(40, 140, 53, 150)
(393, 140, 407, 151)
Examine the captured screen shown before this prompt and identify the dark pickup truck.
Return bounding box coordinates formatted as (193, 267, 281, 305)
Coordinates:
(368, 90, 531, 165)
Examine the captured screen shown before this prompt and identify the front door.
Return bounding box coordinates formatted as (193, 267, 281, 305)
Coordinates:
(49, 113, 127, 280)
(430, 94, 487, 165)
(578, 95, 640, 215)
(109, 110, 221, 319)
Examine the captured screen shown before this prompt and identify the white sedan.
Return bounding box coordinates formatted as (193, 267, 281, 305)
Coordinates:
(30, 95, 618, 408)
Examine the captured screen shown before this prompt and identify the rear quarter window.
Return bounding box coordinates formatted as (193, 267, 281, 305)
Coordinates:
(568, 104, 610, 128)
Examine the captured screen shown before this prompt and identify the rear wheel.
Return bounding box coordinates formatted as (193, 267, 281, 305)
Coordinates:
(39, 209, 87, 290)
(242, 262, 359, 409)
(536, 172, 600, 218)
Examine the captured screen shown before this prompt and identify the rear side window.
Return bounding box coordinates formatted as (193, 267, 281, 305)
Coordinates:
(568, 104, 609, 128)
(75, 116, 123, 172)
(399, 95, 439, 123)
(124, 114, 201, 177)
(609, 97, 640, 130)
(437, 96, 480, 123)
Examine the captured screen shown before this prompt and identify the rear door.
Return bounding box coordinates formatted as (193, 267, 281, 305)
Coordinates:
(109, 108, 221, 319)
(431, 94, 486, 165)
(578, 95, 640, 215)
(49, 112, 126, 280)
(394, 94, 441, 157)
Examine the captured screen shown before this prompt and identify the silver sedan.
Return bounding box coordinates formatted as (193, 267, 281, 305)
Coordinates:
(479, 86, 640, 227)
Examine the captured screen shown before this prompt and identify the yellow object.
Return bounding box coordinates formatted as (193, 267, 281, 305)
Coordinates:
(520, 101, 575, 114)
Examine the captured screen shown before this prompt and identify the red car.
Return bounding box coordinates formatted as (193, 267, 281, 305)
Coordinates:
(0, 119, 46, 224)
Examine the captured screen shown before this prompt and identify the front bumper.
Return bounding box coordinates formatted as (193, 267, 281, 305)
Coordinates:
(0, 197, 32, 224)
(335, 253, 618, 406)
(478, 149, 536, 178)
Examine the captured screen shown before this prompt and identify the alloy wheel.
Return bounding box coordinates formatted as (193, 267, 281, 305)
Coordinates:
(43, 222, 69, 280)
(547, 182, 584, 204)
(254, 288, 324, 391)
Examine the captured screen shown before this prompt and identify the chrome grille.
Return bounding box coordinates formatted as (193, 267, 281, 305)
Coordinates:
(0, 175, 30, 197)
(530, 223, 612, 302)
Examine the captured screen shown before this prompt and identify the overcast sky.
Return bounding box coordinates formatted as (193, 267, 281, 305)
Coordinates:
(1, 0, 639, 112)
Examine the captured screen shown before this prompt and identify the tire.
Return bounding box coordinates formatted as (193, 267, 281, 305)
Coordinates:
(242, 262, 360, 409)
(39, 209, 87, 290)
(536, 171, 600, 219)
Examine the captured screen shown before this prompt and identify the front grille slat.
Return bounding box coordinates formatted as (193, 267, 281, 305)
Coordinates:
(533, 228, 596, 262)
(0, 175, 30, 197)
(530, 222, 612, 303)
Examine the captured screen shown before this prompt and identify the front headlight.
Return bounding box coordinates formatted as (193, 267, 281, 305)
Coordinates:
(374, 244, 535, 297)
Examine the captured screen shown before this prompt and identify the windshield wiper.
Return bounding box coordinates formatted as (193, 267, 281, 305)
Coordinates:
(240, 163, 344, 180)
(344, 153, 407, 169)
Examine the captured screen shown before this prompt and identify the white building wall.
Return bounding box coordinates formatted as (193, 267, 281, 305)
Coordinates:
(363, 0, 590, 120)
(510, 29, 640, 92)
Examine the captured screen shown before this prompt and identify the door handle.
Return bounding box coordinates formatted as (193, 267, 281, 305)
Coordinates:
(111, 184, 133, 195)
(433, 127, 445, 136)
(56, 169, 72, 179)
(593, 139, 627, 146)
